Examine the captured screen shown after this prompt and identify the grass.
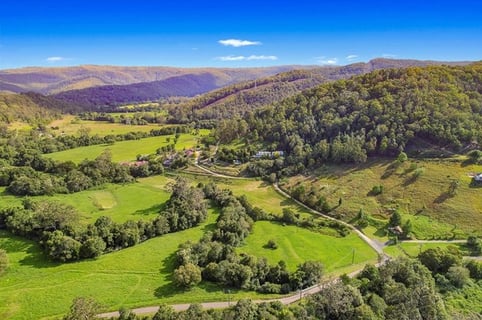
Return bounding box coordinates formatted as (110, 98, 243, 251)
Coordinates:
(0, 173, 380, 319)
(48, 115, 163, 136)
(178, 175, 315, 219)
(384, 242, 469, 258)
(282, 158, 482, 239)
(45, 131, 208, 163)
(0, 176, 174, 224)
(238, 221, 378, 272)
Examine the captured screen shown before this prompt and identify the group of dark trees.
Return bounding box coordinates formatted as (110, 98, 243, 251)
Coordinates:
(0, 178, 208, 262)
(67, 255, 482, 319)
(0, 150, 164, 196)
(171, 182, 324, 294)
(215, 64, 482, 174)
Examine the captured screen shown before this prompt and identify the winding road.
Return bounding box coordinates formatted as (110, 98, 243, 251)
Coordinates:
(97, 163, 473, 318)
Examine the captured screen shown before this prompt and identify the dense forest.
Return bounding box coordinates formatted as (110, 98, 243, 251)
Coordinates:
(0, 92, 80, 125)
(169, 58, 467, 122)
(216, 64, 482, 172)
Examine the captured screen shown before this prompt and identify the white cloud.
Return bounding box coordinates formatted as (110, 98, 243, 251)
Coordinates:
(316, 56, 338, 65)
(218, 39, 261, 47)
(45, 57, 72, 63)
(217, 55, 278, 61)
(346, 54, 358, 61)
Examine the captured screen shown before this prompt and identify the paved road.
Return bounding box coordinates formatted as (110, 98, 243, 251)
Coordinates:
(97, 264, 383, 318)
(273, 183, 387, 259)
(98, 166, 408, 318)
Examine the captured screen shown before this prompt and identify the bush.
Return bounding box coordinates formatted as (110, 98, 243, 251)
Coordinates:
(370, 185, 384, 195)
(412, 167, 425, 179)
(266, 239, 278, 250)
(173, 263, 202, 288)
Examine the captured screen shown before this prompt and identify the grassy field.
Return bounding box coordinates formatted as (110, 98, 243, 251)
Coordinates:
(238, 221, 378, 272)
(48, 115, 163, 136)
(0, 176, 174, 224)
(384, 242, 469, 258)
(45, 131, 208, 163)
(282, 158, 482, 239)
(176, 174, 316, 219)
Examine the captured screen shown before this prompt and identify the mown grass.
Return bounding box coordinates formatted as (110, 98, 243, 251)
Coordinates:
(282, 158, 482, 239)
(45, 131, 208, 163)
(238, 221, 378, 272)
(0, 176, 174, 224)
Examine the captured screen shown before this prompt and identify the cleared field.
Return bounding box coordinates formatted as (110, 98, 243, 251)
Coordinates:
(0, 176, 174, 224)
(282, 159, 482, 239)
(48, 115, 163, 136)
(384, 242, 469, 258)
(238, 221, 378, 272)
(45, 131, 208, 163)
(175, 175, 315, 219)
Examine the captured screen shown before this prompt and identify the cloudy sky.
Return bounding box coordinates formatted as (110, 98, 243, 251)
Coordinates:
(1, 0, 481, 69)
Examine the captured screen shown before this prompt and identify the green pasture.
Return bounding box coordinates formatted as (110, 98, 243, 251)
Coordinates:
(0, 176, 174, 224)
(45, 131, 207, 163)
(238, 221, 378, 272)
(48, 115, 163, 136)
(384, 242, 469, 258)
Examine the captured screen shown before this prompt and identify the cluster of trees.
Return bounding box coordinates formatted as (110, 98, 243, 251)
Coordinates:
(418, 247, 474, 291)
(171, 183, 324, 294)
(68, 257, 469, 319)
(0, 150, 164, 196)
(0, 121, 191, 158)
(215, 64, 482, 173)
(79, 111, 166, 125)
(0, 178, 208, 262)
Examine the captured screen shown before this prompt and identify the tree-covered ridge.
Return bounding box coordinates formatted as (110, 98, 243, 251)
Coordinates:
(0, 92, 64, 125)
(219, 64, 482, 167)
(169, 58, 469, 122)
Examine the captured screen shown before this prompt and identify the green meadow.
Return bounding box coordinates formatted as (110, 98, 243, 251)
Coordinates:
(45, 131, 208, 163)
(238, 221, 378, 272)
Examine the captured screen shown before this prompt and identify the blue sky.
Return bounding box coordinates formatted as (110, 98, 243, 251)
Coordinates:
(1, 0, 482, 69)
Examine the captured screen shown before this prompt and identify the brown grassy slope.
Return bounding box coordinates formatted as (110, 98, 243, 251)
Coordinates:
(281, 159, 482, 238)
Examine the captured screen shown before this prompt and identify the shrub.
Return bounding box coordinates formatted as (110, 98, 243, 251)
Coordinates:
(370, 185, 383, 195)
(266, 239, 278, 250)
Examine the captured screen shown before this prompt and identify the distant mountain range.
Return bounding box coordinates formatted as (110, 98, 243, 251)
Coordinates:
(0, 65, 304, 95)
(0, 59, 474, 121)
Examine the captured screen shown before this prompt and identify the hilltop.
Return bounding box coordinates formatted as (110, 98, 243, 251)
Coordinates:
(216, 63, 482, 160)
(0, 65, 303, 95)
(169, 58, 472, 121)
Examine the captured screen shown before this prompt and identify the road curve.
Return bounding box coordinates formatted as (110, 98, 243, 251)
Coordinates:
(273, 183, 387, 258)
(97, 171, 387, 318)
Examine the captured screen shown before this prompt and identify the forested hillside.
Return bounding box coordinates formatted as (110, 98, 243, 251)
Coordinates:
(0, 92, 79, 125)
(217, 64, 482, 168)
(52, 73, 224, 108)
(170, 58, 471, 122)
